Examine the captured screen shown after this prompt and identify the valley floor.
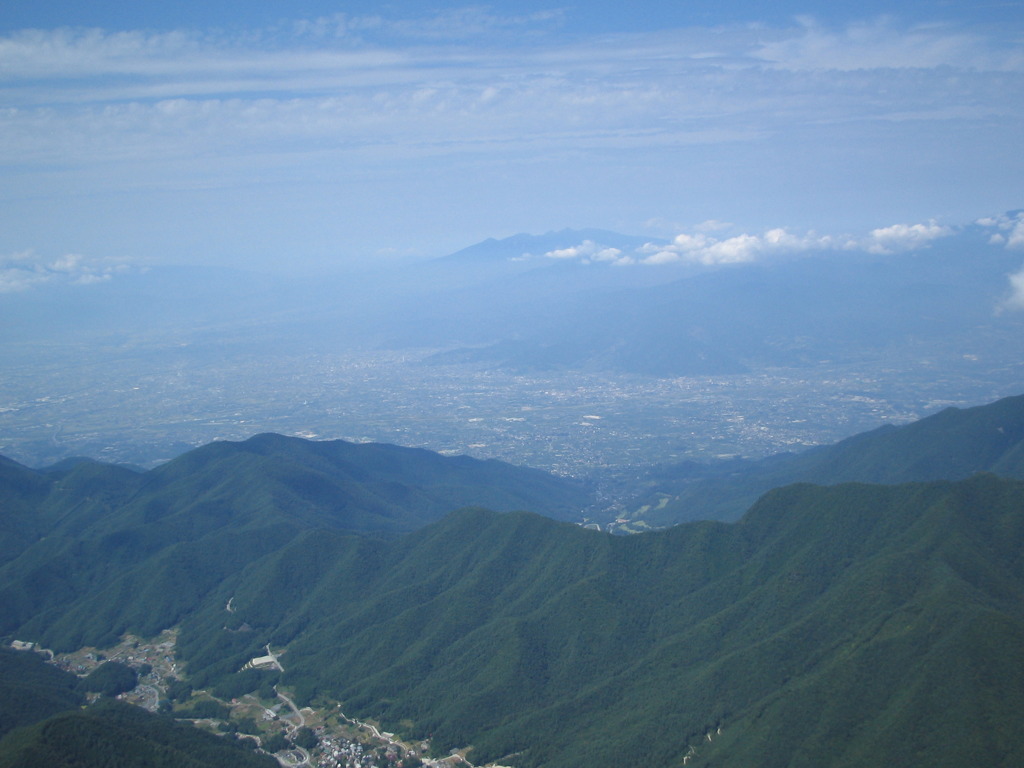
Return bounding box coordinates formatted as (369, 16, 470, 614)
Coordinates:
(4, 344, 1018, 477)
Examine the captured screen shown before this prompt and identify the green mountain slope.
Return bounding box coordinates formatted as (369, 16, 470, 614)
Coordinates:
(0, 699, 277, 768)
(635, 392, 1024, 525)
(0, 434, 589, 650)
(3, 412, 1024, 768)
(172, 474, 1024, 768)
(0, 649, 84, 739)
(0, 456, 54, 565)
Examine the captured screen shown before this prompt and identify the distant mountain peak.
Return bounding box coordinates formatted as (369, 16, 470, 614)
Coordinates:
(437, 228, 659, 263)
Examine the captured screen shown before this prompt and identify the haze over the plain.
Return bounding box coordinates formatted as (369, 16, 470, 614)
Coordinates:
(2, 0, 1023, 478)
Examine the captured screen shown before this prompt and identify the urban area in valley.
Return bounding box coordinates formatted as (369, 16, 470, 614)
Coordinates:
(2, 341, 1018, 480)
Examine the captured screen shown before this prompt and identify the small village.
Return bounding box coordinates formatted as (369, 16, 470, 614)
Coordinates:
(18, 631, 495, 768)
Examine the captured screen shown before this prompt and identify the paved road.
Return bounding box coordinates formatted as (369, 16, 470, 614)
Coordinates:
(273, 690, 309, 767)
(276, 689, 305, 731)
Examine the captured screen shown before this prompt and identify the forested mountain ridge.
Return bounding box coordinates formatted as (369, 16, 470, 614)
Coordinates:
(164, 473, 1024, 767)
(0, 699, 278, 768)
(10, 476, 1017, 766)
(0, 434, 589, 649)
(1, 404, 1024, 767)
(0, 649, 84, 739)
(131, 432, 588, 533)
(633, 392, 1024, 525)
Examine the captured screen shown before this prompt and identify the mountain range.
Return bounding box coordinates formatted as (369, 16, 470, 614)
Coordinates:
(0, 435, 588, 650)
(5, 216, 1023, 379)
(389, 219, 1024, 374)
(2, 394, 1024, 766)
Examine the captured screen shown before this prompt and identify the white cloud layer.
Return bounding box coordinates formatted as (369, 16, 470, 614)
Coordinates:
(861, 222, 953, 254)
(977, 212, 1024, 312)
(638, 229, 840, 266)
(1003, 267, 1024, 312)
(540, 219, 962, 268)
(543, 240, 630, 265)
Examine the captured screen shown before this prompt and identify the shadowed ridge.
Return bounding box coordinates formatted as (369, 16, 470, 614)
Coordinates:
(641, 392, 1024, 525)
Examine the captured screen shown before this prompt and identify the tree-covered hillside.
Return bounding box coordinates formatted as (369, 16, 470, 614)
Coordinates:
(0, 649, 83, 739)
(0, 699, 277, 768)
(2, 410, 1024, 767)
(0, 434, 589, 650)
(175, 474, 1024, 768)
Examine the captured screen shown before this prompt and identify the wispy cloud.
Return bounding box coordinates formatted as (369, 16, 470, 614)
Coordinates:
(754, 16, 1024, 72)
(0, 10, 1020, 269)
(544, 240, 631, 265)
(1, 14, 1019, 167)
(0, 250, 129, 292)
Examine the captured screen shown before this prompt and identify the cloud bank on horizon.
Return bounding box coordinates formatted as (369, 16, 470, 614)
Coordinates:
(0, 2, 1021, 272)
(535, 213, 1020, 263)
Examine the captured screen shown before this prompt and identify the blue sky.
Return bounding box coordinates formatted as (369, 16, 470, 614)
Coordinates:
(1, 1, 1022, 274)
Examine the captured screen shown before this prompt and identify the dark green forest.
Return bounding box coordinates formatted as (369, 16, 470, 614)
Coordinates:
(178, 474, 1024, 767)
(0, 433, 589, 649)
(2, 395, 1024, 767)
(0, 699, 276, 768)
(78, 661, 138, 697)
(0, 649, 83, 738)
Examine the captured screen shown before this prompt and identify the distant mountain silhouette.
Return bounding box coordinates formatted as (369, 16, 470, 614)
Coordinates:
(5, 218, 1021, 379)
(437, 228, 659, 263)
(394, 219, 1024, 375)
